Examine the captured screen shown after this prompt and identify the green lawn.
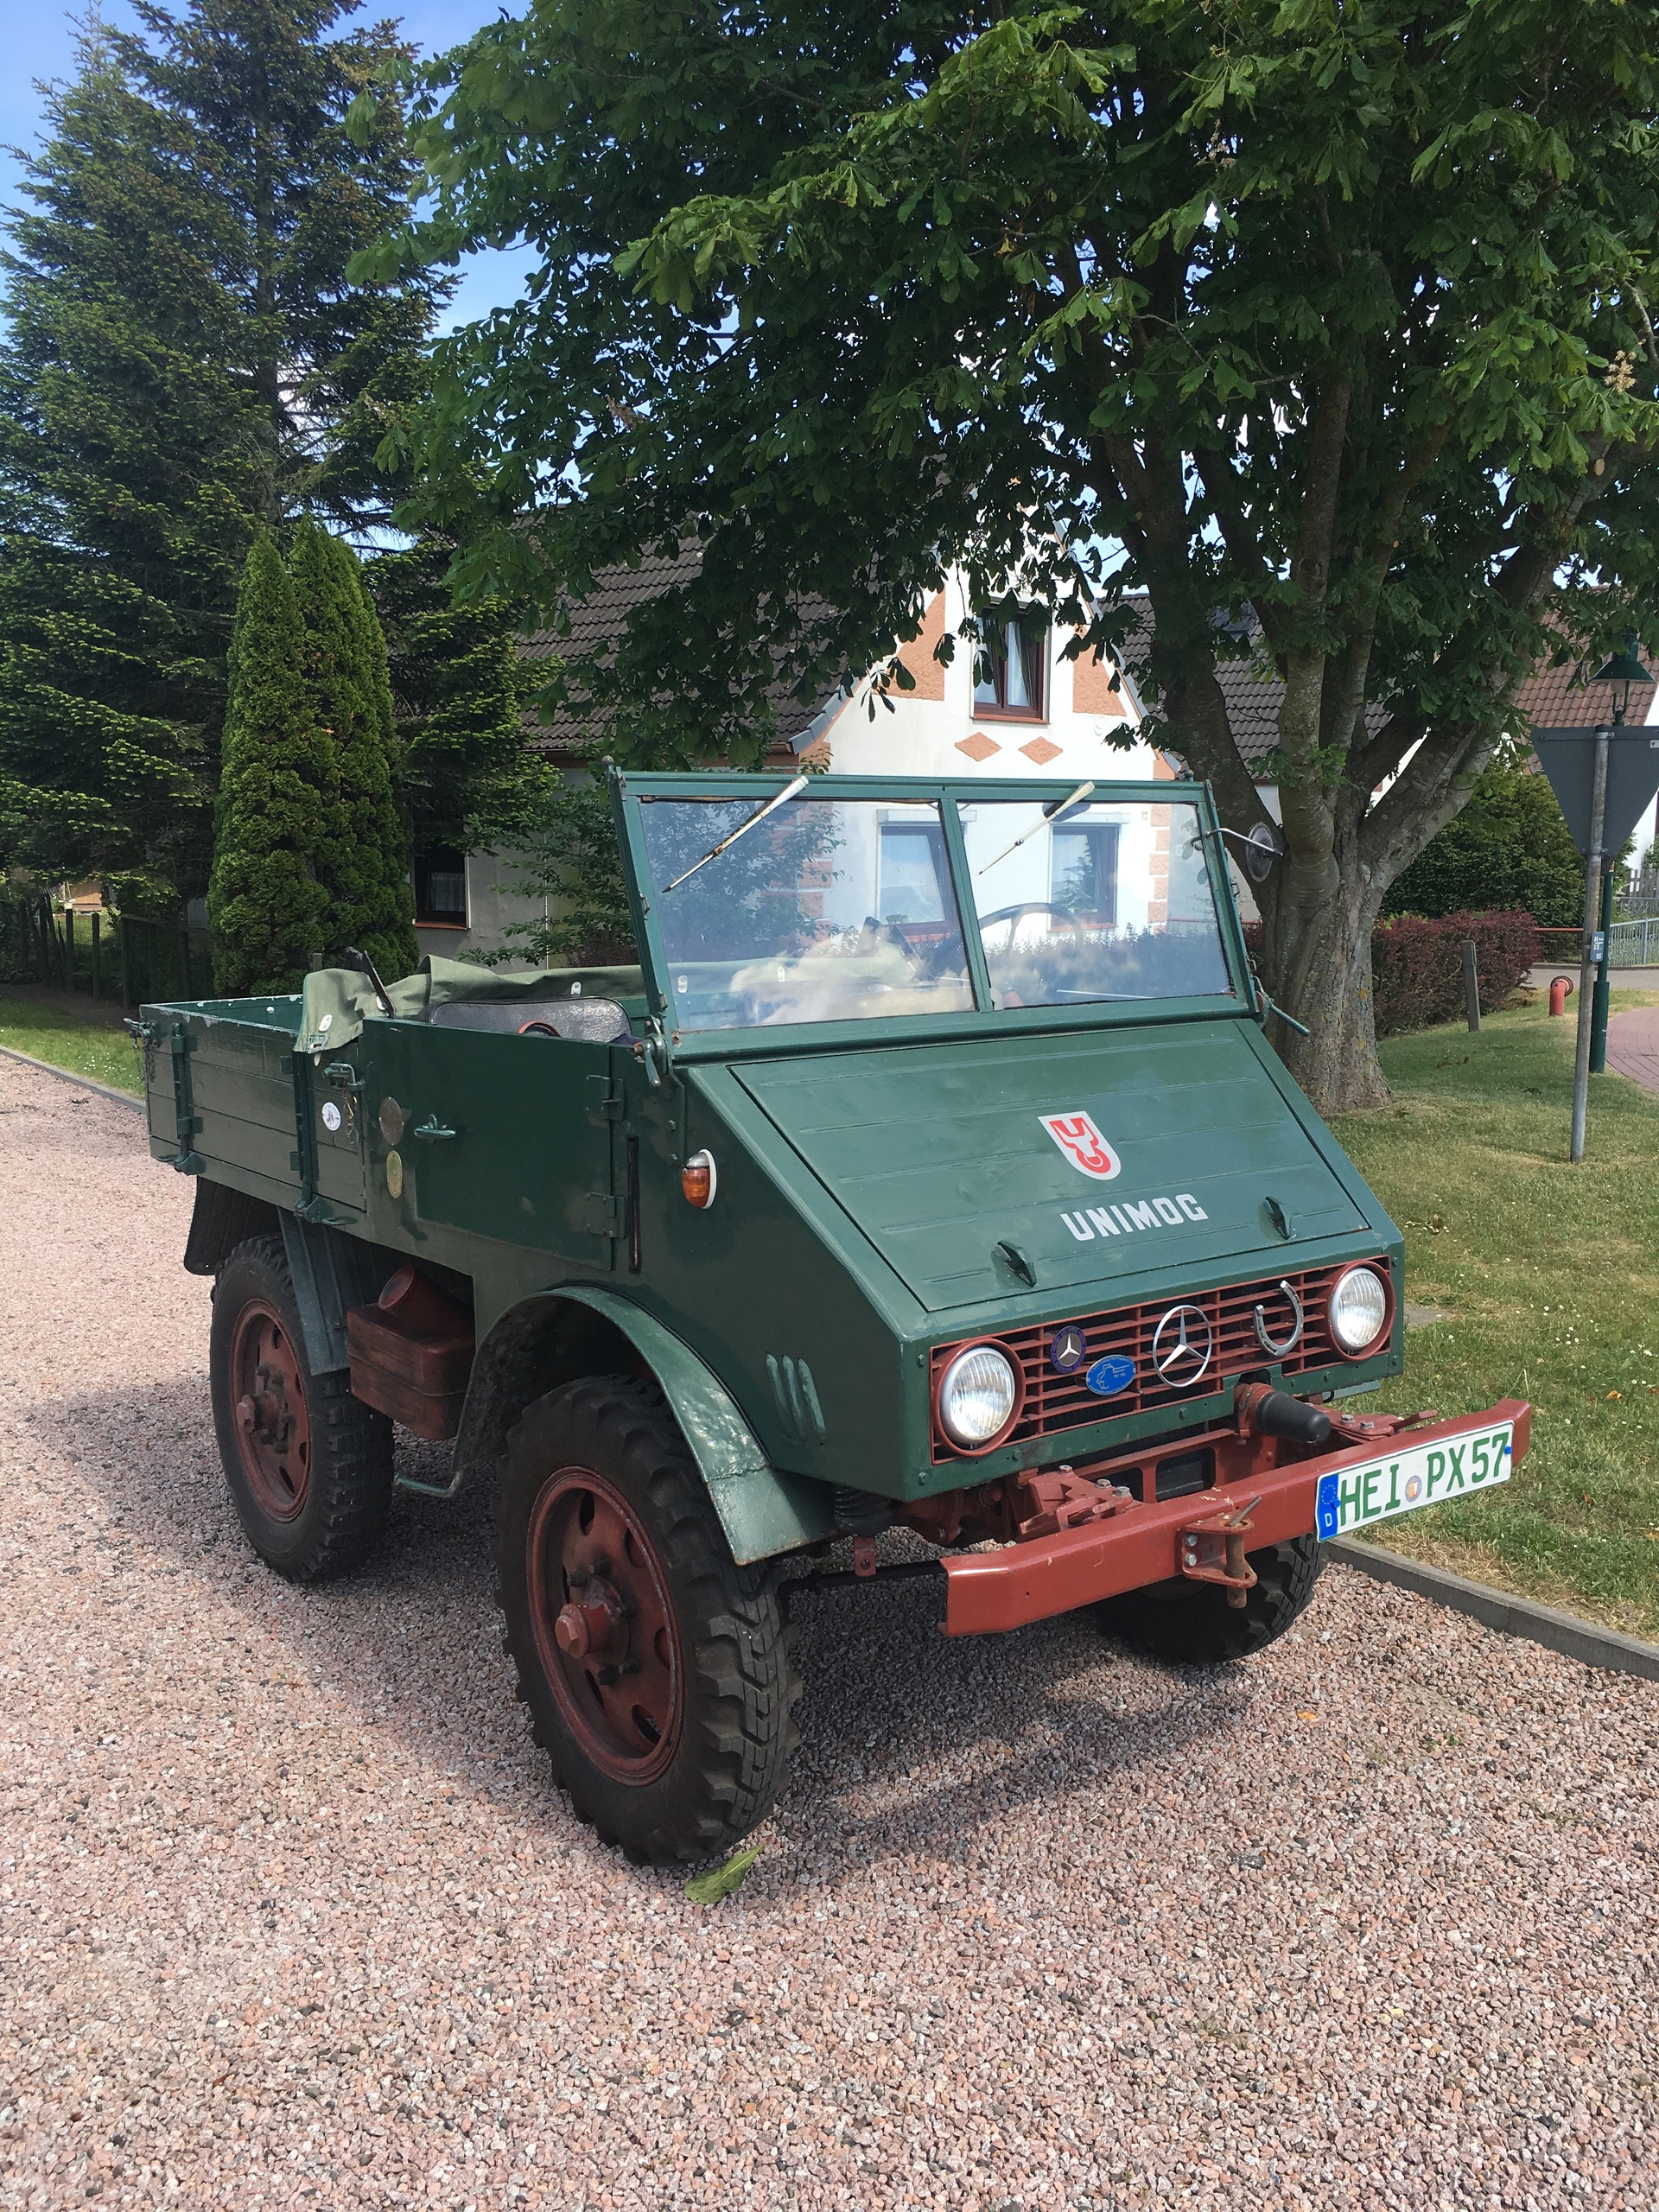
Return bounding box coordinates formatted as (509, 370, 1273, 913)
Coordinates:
(0, 995, 145, 1095)
(1335, 993, 1659, 1638)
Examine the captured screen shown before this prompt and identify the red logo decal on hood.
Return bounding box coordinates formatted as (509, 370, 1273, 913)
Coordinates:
(1039, 1111, 1121, 1180)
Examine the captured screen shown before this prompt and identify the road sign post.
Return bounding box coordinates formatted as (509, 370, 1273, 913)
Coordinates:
(1532, 691, 1659, 1164)
(1570, 728, 1610, 1163)
(1590, 864, 1616, 1076)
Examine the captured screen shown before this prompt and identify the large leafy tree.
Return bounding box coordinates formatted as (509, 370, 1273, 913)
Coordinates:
(372, 0, 1659, 1109)
(0, 1, 444, 897)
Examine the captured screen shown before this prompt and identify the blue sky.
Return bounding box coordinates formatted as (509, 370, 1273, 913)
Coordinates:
(0, 0, 537, 332)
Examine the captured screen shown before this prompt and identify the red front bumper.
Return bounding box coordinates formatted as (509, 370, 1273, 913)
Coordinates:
(940, 1399, 1530, 1636)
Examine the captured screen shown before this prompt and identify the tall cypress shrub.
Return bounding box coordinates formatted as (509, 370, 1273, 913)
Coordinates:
(207, 537, 338, 993)
(289, 521, 418, 980)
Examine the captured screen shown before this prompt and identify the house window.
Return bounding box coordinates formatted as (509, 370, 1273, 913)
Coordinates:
(1051, 823, 1119, 925)
(876, 822, 950, 923)
(415, 846, 468, 928)
(973, 610, 1047, 720)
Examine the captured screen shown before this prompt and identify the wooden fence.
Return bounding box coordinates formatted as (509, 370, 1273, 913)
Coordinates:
(1, 896, 213, 1007)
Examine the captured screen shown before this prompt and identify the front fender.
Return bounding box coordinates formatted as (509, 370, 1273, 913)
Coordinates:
(447, 1286, 836, 1566)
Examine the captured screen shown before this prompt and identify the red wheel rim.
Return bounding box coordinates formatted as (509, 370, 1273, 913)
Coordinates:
(526, 1467, 683, 1785)
(229, 1300, 312, 1522)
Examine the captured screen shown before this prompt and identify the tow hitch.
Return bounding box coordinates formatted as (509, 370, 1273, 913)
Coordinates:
(1179, 1495, 1263, 1607)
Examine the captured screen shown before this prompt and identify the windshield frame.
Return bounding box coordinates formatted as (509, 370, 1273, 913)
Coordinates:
(612, 770, 1254, 1058)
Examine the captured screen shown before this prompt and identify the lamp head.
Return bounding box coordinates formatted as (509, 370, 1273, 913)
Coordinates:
(1593, 632, 1649, 722)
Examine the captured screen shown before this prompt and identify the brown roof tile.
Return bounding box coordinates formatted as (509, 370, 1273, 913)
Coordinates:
(1512, 652, 1656, 732)
(1116, 594, 1657, 766)
(517, 548, 833, 755)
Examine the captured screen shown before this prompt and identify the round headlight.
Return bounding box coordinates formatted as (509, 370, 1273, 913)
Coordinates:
(1328, 1265, 1390, 1356)
(937, 1343, 1020, 1450)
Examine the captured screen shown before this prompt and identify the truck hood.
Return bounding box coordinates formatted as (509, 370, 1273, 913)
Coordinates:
(734, 1021, 1371, 1313)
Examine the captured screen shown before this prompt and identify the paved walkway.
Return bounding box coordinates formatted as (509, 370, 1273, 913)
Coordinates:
(1523, 960, 1658, 989)
(1606, 1001, 1659, 1093)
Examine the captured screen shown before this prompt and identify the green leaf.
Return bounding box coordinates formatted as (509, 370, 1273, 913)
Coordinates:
(683, 1847, 762, 1904)
(344, 89, 378, 149)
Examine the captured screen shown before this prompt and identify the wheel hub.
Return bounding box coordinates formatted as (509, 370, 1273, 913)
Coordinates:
(553, 1562, 630, 1661)
(238, 1362, 296, 1450)
(228, 1303, 311, 1523)
(527, 1471, 682, 1784)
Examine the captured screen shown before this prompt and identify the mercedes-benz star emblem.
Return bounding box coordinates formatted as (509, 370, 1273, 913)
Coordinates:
(1151, 1303, 1213, 1388)
(1051, 1325, 1087, 1374)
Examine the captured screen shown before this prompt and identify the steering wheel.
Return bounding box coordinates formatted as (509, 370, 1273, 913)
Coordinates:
(978, 901, 1083, 949)
(859, 915, 928, 976)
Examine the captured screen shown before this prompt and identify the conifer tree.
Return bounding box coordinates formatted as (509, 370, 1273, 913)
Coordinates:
(0, 3, 443, 893)
(289, 521, 417, 979)
(0, 27, 255, 889)
(207, 537, 336, 994)
(368, 540, 541, 855)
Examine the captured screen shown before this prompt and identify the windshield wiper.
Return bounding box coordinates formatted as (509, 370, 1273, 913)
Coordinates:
(976, 780, 1096, 874)
(662, 775, 809, 894)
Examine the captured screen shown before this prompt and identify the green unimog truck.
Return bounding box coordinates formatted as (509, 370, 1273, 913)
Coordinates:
(137, 771, 1527, 1861)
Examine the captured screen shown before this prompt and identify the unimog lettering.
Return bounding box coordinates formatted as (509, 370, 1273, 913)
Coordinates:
(140, 769, 1529, 1864)
(1060, 1191, 1209, 1240)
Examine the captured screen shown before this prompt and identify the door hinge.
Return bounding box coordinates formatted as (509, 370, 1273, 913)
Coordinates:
(586, 1073, 624, 1126)
(584, 1192, 621, 1237)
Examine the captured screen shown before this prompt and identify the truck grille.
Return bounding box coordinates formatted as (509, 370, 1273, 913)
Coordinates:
(929, 1260, 1384, 1463)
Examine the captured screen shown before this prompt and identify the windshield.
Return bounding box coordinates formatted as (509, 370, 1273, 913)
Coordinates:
(960, 798, 1235, 1009)
(638, 795, 975, 1030)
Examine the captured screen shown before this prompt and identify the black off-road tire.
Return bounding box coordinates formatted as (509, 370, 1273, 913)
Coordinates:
(1097, 1535, 1324, 1664)
(209, 1236, 394, 1580)
(496, 1376, 801, 1864)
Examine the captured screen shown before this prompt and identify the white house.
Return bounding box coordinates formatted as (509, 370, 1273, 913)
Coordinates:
(414, 567, 1178, 963)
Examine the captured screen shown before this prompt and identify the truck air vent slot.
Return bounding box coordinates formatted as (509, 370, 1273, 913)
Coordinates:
(928, 1260, 1386, 1463)
(766, 1354, 827, 1442)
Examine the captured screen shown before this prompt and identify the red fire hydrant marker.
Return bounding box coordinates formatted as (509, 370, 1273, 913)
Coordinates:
(1548, 976, 1574, 1017)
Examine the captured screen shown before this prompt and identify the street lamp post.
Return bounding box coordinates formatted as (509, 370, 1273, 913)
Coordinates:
(1571, 638, 1648, 1160)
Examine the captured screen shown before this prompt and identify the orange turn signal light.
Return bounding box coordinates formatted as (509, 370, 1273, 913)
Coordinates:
(682, 1149, 717, 1208)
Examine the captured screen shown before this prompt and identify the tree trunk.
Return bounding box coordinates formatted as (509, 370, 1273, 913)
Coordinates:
(1257, 843, 1390, 1117)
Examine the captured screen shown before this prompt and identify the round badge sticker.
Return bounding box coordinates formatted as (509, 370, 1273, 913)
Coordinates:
(1404, 1471, 1424, 1503)
(320, 1099, 343, 1133)
(1051, 1325, 1087, 1374)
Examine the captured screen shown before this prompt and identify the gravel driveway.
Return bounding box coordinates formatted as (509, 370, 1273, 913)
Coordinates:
(2, 1052, 1656, 2211)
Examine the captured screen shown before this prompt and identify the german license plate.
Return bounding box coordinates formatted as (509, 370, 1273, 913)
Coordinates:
(1315, 1421, 1514, 1540)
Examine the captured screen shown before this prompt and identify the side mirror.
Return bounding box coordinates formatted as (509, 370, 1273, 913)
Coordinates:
(1218, 823, 1283, 884)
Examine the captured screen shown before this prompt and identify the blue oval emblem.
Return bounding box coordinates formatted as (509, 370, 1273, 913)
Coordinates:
(1085, 1355, 1136, 1398)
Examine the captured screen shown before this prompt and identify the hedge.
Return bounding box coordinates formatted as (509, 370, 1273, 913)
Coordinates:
(1244, 910, 1540, 1037)
(1370, 910, 1539, 1033)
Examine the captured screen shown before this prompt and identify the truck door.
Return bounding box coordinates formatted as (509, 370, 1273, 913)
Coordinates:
(397, 1027, 621, 1271)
